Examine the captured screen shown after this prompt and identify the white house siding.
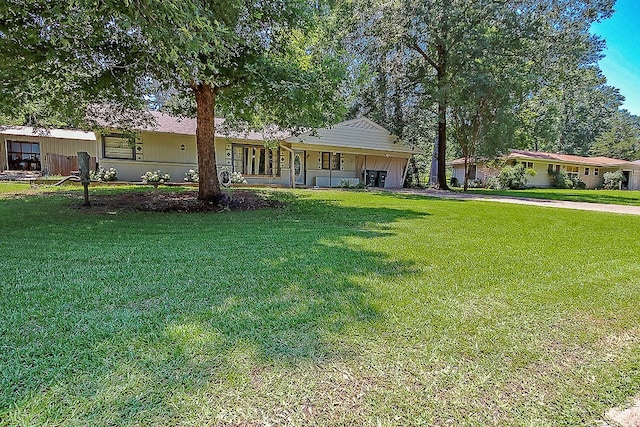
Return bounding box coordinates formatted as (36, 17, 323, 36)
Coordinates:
(451, 163, 497, 185)
(631, 169, 640, 190)
(0, 138, 4, 170)
(303, 150, 359, 187)
(1, 134, 96, 172)
(355, 155, 408, 188)
(98, 130, 289, 185)
(524, 162, 552, 188)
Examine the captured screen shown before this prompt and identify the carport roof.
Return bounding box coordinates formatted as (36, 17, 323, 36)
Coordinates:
(0, 126, 96, 141)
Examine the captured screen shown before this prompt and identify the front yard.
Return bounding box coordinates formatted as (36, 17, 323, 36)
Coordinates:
(1, 186, 639, 426)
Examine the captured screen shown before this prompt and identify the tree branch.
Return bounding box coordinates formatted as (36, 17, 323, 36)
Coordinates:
(409, 41, 438, 71)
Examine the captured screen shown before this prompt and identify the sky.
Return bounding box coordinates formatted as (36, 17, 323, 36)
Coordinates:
(590, 0, 640, 116)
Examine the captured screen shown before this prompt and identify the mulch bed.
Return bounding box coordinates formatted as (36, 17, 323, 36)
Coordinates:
(71, 190, 286, 213)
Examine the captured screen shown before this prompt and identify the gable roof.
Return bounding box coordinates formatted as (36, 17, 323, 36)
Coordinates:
(285, 117, 422, 155)
(0, 126, 96, 141)
(451, 149, 636, 168)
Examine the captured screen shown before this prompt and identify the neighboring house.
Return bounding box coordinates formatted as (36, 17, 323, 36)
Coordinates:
(0, 126, 97, 175)
(450, 149, 640, 190)
(97, 112, 421, 187)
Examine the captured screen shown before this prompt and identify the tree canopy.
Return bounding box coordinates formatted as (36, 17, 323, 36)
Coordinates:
(348, 0, 620, 187)
(0, 0, 347, 200)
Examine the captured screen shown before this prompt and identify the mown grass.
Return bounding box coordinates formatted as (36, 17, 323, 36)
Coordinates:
(0, 182, 34, 194)
(458, 187, 640, 206)
(1, 187, 639, 426)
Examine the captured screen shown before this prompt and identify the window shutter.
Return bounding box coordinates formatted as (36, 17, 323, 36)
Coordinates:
(225, 143, 232, 166)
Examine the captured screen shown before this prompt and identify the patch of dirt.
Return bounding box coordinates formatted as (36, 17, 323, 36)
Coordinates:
(605, 398, 640, 427)
(71, 190, 286, 213)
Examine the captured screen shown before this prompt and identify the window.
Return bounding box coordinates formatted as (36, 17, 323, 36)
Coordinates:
(594, 168, 599, 176)
(521, 161, 534, 169)
(321, 152, 340, 170)
(232, 144, 279, 176)
(548, 164, 554, 174)
(7, 140, 41, 170)
(555, 164, 561, 173)
(103, 134, 135, 159)
(566, 165, 579, 178)
(584, 167, 590, 176)
(467, 164, 477, 179)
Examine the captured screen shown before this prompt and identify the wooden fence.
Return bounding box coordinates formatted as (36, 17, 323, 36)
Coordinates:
(45, 153, 97, 176)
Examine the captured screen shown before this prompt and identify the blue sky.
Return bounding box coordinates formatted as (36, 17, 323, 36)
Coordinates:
(591, 0, 640, 115)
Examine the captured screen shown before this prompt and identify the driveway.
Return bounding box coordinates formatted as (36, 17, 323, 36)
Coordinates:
(388, 189, 640, 216)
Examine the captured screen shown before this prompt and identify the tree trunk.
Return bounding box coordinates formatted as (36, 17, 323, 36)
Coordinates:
(463, 154, 469, 192)
(194, 83, 223, 201)
(436, 43, 450, 190)
(427, 135, 438, 187)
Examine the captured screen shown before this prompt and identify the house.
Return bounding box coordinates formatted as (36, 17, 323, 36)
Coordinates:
(97, 112, 421, 187)
(450, 149, 640, 190)
(0, 126, 97, 176)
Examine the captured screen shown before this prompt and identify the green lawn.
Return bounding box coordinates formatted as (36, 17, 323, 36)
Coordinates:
(458, 187, 640, 206)
(0, 181, 34, 194)
(1, 187, 639, 426)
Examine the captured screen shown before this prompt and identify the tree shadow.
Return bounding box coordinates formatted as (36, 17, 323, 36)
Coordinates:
(0, 191, 428, 422)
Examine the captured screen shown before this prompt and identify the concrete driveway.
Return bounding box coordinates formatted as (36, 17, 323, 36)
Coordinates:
(387, 189, 640, 216)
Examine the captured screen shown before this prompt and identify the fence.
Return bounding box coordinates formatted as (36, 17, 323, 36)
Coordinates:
(45, 153, 97, 176)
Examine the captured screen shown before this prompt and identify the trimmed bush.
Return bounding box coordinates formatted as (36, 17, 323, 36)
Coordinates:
(90, 167, 118, 182)
(603, 171, 624, 189)
(184, 169, 199, 182)
(492, 164, 536, 190)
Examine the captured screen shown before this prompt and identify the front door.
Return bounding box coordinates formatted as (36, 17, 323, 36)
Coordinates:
(622, 170, 630, 190)
(294, 151, 305, 186)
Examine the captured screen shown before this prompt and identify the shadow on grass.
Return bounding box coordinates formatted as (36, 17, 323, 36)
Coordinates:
(0, 191, 428, 422)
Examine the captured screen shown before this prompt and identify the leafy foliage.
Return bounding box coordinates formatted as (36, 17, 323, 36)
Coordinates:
(590, 109, 640, 161)
(603, 171, 624, 190)
(0, 0, 348, 200)
(184, 169, 199, 183)
(90, 167, 118, 182)
(488, 163, 536, 190)
(548, 170, 574, 189)
(350, 0, 618, 175)
(141, 171, 171, 184)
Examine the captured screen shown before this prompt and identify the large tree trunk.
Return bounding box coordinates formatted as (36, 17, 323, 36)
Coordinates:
(436, 43, 450, 190)
(194, 83, 223, 201)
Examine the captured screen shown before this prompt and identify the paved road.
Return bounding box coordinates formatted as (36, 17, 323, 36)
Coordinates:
(388, 189, 640, 216)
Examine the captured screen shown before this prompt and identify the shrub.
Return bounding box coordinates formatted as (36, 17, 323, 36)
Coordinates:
(495, 164, 536, 190)
(230, 171, 247, 184)
(218, 168, 248, 186)
(467, 178, 484, 188)
(548, 170, 573, 189)
(603, 171, 624, 189)
(339, 179, 355, 188)
(90, 167, 117, 182)
(570, 175, 586, 189)
(184, 169, 199, 182)
(485, 176, 501, 189)
(141, 170, 170, 184)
